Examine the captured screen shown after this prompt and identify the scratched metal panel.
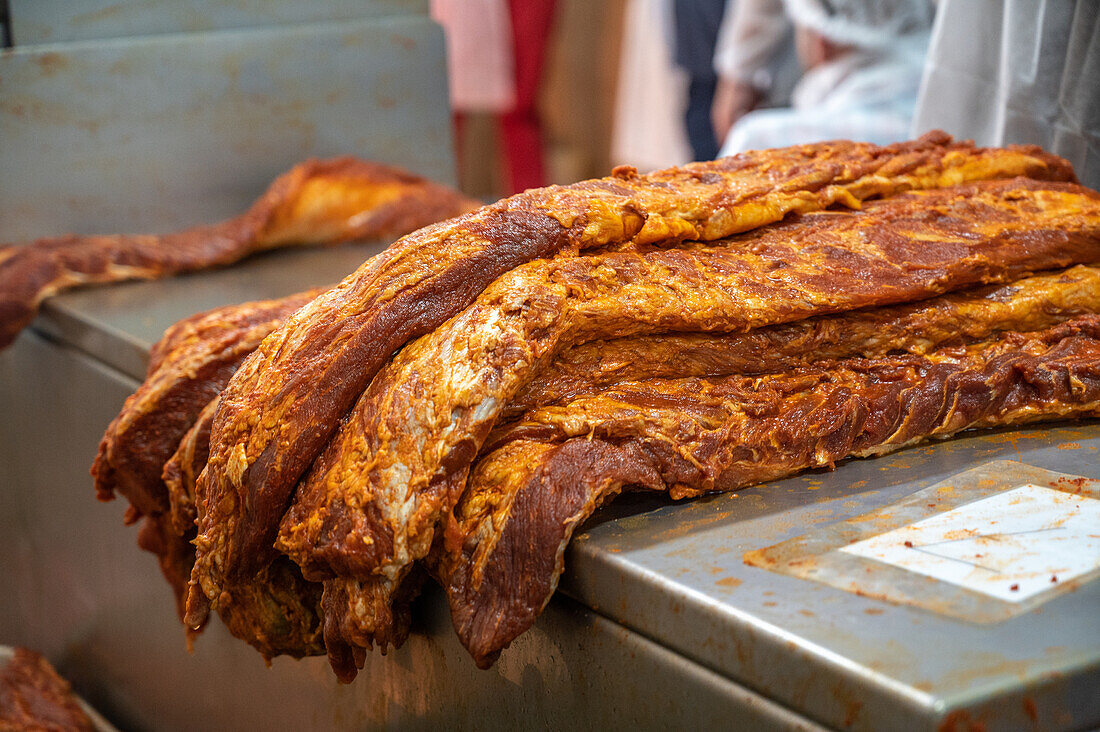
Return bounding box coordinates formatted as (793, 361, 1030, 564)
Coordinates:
(0, 16, 455, 242)
(563, 425, 1100, 731)
(8, 0, 428, 45)
(0, 331, 821, 731)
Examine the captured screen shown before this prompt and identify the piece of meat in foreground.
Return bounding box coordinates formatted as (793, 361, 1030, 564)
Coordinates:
(439, 315, 1100, 667)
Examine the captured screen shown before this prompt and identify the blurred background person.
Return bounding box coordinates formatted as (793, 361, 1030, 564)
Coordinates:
(714, 0, 934, 156)
(912, 0, 1099, 189)
(710, 0, 798, 151)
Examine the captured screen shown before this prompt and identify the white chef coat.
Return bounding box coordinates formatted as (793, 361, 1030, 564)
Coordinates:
(717, 0, 933, 155)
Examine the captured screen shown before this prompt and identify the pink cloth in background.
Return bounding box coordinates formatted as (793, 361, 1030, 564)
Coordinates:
(431, 0, 516, 113)
(431, 0, 554, 194)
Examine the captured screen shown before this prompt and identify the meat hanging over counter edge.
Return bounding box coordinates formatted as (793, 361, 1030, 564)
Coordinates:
(88, 134, 1100, 681)
(274, 177, 1100, 679)
(113, 263, 1100, 673)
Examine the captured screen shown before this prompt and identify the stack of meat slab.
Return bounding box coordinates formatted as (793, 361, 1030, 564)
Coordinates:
(93, 132, 1100, 681)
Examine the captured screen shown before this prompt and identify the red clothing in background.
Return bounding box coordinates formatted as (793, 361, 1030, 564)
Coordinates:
(502, 0, 557, 194)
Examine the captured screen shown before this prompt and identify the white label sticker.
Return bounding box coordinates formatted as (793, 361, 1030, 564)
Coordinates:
(840, 484, 1100, 602)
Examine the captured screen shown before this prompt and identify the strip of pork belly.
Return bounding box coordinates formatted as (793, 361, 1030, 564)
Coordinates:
(92, 289, 321, 518)
(275, 177, 1100, 592)
(190, 132, 1074, 614)
(0, 158, 478, 351)
(504, 265, 1100, 420)
(440, 315, 1100, 667)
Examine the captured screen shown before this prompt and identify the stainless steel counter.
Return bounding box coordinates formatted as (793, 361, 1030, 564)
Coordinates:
(2, 245, 1097, 731)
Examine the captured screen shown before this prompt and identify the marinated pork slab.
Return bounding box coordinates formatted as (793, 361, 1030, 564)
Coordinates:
(276, 178, 1100, 590)
(193, 133, 1074, 619)
(159, 265, 1100, 677)
(503, 265, 1100, 420)
(441, 315, 1100, 666)
(0, 158, 478, 350)
(85, 136, 1100, 680)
